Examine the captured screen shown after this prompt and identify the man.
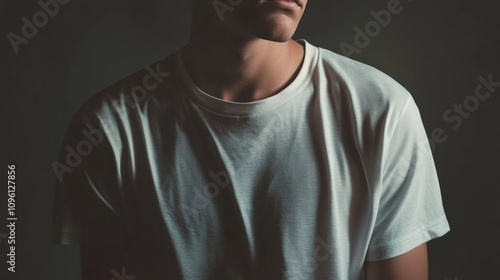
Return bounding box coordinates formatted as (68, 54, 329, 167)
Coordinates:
(51, 0, 450, 279)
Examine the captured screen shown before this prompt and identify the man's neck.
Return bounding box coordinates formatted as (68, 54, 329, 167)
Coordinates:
(181, 32, 305, 103)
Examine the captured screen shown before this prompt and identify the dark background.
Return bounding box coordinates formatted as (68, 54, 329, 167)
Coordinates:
(1, 0, 499, 279)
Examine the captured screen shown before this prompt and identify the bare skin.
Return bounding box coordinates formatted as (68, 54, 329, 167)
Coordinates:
(181, 0, 308, 102)
(364, 243, 429, 280)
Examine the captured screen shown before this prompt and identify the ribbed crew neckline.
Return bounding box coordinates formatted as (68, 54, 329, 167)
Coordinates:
(174, 39, 318, 117)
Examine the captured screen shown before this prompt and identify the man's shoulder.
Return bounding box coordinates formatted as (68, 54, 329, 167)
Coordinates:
(316, 46, 411, 112)
(74, 53, 178, 120)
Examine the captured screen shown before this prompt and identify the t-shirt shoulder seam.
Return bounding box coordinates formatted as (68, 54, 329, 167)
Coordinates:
(386, 93, 412, 142)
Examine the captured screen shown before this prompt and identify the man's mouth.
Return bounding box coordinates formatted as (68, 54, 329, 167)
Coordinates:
(264, 0, 301, 10)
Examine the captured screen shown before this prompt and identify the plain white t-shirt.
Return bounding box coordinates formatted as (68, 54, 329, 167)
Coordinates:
(51, 39, 450, 279)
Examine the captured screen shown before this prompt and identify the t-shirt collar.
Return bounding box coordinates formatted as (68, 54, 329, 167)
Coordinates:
(174, 39, 317, 117)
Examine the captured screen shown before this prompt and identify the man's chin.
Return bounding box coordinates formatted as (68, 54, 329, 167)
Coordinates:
(252, 20, 298, 42)
(259, 34, 293, 43)
(220, 9, 300, 43)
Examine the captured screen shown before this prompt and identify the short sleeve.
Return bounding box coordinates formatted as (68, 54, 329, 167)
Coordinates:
(366, 94, 451, 261)
(50, 113, 127, 246)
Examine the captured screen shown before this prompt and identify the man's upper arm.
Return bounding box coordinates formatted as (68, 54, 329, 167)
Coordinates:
(51, 112, 127, 246)
(51, 113, 129, 279)
(365, 94, 450, 261)
(364, 243, 428, 280)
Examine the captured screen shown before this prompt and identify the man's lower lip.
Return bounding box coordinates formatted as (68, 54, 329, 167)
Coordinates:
(265, 0, 300, 10)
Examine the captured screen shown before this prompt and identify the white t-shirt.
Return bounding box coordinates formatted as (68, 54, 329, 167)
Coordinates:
(51, 39, 450, 279)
